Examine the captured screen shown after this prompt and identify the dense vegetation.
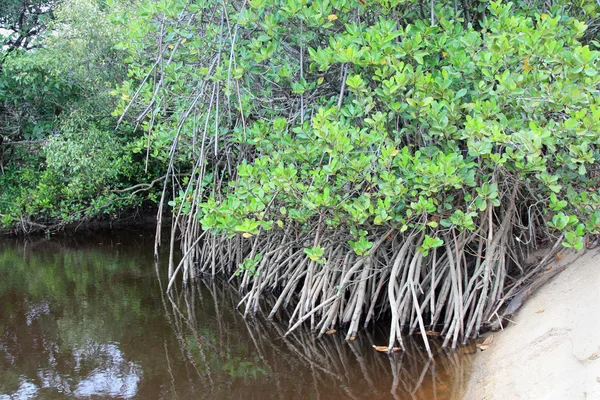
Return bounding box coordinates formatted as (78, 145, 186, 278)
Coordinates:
(0, 0, 160, 230)
(1, 0, 599, 351)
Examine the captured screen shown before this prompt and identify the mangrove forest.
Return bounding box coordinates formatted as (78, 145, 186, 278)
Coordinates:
(1, 0, 600, 356)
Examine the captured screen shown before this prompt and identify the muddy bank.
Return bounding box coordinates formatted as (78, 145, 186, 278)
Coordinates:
(464, 248, 600, 400)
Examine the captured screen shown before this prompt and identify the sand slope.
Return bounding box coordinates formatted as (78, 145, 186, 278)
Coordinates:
(463, 248, 600, 400)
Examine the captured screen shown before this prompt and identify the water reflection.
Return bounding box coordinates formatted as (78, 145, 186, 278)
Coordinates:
(71, 343, 141, 398)
(163, 280, 473, 400)
(0, 233, 473, 399)
(0, 235, 151, 399)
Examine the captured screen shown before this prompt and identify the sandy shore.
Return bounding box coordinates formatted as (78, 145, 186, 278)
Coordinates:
(463, 248, 600, 400)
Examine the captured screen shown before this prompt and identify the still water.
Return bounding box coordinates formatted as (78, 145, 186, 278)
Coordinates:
(0, 232, 472, 399)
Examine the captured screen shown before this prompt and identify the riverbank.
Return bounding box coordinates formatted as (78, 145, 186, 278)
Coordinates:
(464, 248, 600, 400)
(0, 211, 165, 237)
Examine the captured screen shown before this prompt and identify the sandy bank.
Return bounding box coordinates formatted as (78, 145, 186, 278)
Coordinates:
(464, 248, 600, 400)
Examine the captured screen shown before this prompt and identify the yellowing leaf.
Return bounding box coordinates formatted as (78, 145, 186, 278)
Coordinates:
(481, 335, 494, 345)
(475, 336, 494, 351)
(523, 57, 533, 72)
(181, 38, 187, 43)
(380, 59, 387, 65)
(326, 329, 336, 335)
(442, 51, 448, 57)
(168, 44, 174, 49)
(536, 309, 545, 314)
(541, 13, 549, 19)
(373, 345, 389, 352)
(348, 336, 356, 341)
(317, 77, 324, 84)
(242, 232, 254, 238)
(121, 93, 131, 102)
(327, 14, 338, 21)
(391, 149, 399, 156)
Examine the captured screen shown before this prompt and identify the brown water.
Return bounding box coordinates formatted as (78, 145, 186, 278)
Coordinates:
(0, 232, 472, 399)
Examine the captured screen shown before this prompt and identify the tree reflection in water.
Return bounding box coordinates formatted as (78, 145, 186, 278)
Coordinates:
(0, 234, 473, 400)
(162, 277, 474, 400)
(0, 237, 148, 400)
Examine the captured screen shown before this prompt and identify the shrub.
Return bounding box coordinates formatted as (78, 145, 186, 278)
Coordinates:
(0, 0, 157, 231)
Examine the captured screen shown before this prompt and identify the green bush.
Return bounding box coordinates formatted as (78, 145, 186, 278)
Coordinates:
(0, 0, 158, 231)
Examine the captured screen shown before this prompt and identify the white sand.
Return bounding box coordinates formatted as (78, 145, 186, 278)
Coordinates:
(463, 248, 600, 400)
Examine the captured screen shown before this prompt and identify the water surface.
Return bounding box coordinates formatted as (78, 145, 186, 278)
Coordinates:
(0, 232, 472, 399)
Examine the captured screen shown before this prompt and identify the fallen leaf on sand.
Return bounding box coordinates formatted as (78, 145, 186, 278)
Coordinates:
(556, 252, 563, 261)
(326, 329, 336, 335)
(481, 335, 494, 346)
(536, 309, 545, 314)
(476, 335, 494, 351)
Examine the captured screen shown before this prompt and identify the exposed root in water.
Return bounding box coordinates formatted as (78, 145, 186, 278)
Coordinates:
(161, 184, 558, 354)
(160, 278, 473, 399)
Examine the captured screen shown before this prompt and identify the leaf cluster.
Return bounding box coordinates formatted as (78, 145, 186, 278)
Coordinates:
(120, 1, 600, 254)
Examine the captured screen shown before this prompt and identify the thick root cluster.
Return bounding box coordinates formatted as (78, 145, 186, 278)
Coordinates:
(165, 196, 550, 356)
